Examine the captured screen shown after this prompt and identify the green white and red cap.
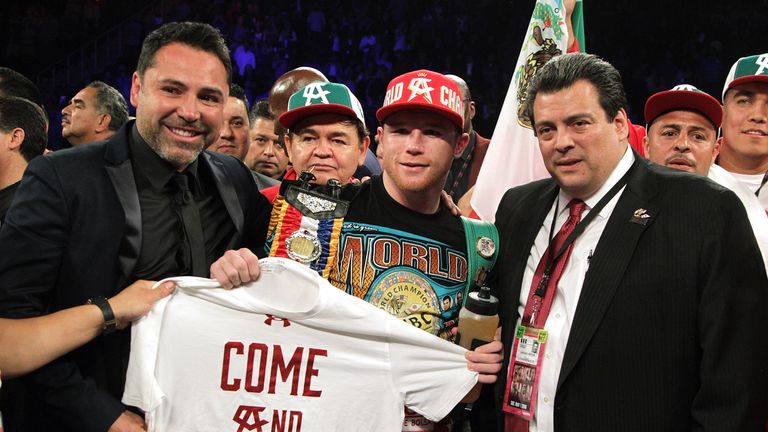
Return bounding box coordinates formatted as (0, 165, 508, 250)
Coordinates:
(722, 53, 768, 100)
(279, 82, 366, 129)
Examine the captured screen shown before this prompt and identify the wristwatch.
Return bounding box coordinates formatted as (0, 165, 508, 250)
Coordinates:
(86, 296, 117, 334)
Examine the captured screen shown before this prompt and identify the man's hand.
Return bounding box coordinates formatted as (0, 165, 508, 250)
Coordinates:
(210, 248, 261, 289)
(461, 326, 502, 384)
(108, 411, 146, 432)
(465, 339, 504, 384)
(109, 280, 176, 329)
(441, 190, 461, 216)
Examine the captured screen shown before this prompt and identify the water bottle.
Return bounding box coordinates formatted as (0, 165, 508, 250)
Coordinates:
(455, 285, 499, 402)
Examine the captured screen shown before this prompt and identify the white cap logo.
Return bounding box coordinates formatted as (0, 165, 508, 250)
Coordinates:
(755, 54, 768, 75)
(302, 83, 331, 105)
(407, 78, 434, 103)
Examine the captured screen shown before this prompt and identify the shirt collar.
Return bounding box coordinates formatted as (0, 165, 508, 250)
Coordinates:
(557, 145, 634, 219)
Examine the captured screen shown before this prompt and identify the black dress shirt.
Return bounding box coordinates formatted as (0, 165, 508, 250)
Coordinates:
(0, 181, 19, 227)
(130, 126, 235, 279)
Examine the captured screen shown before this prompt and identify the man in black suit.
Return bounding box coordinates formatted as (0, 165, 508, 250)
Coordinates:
(492, 53, 768, 431)
(0, 22, 270, 431)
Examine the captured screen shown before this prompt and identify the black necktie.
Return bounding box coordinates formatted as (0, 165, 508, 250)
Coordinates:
(174, 173, 207, 277)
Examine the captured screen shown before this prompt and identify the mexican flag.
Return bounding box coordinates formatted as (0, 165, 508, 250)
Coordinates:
(470, 0, 585, 221)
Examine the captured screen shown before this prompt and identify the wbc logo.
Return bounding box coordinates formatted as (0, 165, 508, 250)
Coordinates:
(407, 77, 434, 103)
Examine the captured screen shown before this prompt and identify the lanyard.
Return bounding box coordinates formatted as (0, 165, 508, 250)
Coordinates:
(527, 165, 634, 324)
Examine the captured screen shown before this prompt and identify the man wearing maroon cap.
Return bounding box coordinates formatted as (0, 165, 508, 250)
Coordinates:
(643, 84, 723, 176)
(643, 84, 768, 271)
(717, 53, 768, 211)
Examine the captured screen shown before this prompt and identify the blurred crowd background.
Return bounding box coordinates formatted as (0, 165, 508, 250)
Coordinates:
(1, 0, 766, 150)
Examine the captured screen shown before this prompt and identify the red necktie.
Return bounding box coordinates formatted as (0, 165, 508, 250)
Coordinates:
(506, 199, 587, 432)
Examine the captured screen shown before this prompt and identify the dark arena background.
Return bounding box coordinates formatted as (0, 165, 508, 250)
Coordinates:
(1, 0, 765, 150)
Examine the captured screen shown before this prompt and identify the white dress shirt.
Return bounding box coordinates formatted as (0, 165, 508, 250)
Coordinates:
(518, 147, 634, 432)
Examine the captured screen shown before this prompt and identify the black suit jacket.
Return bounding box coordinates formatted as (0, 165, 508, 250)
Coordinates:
(0, 122, 271, 431)
(491, 156, 768, 431)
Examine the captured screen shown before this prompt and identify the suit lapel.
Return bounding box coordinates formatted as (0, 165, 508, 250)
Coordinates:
(205, 152, 244, 248)
(557, 158, 661, 391)
(104, 128, 141, 283)
(501, 181, 559, 321)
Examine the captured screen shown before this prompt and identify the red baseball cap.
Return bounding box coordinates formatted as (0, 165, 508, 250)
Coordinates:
(376, 69, 464, 129)
(644, 84, 722, 129)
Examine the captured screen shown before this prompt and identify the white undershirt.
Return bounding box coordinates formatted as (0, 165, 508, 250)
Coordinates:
(727, 171, 768, 211)
(708, 165, 768, 272)
(519, 147, 634, 432)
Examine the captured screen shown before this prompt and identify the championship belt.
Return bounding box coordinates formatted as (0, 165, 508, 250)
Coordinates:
(266, 171, 349, 278)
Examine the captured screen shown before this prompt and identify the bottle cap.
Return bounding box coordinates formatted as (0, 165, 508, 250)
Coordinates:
(464, 285, 498, 316)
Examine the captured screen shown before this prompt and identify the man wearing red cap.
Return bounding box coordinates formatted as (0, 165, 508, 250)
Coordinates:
(643, 84, 722, 176)
(211, 72, 503, 432)
(717, 53, 768, 212)
(643, 84, 768, 271)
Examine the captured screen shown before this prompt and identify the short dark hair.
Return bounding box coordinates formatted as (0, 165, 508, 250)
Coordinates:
(229, 83, 248, 111)
(0, 67, 43, 108)
(249, 99, 274, 124)
(86, 81, 129, 131)
(137, 22, 232, 84)
(0, 96, 48, 162)
(523, 52, 628, 126)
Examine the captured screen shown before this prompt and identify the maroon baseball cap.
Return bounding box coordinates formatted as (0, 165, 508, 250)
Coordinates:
(644, 84, 722, 129)
(376, 69, 464, 129)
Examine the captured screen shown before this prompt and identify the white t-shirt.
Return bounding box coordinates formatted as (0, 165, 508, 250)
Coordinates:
(709, 165, 768, 272)
(728, 170, 768, 211)
(123, 258, 477, 432)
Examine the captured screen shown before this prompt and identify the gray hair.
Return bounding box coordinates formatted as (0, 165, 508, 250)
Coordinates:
(86, 81, 129, 131)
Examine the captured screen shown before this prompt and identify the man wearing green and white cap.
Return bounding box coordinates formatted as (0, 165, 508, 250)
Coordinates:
(717, 53, 768, 211)
(259, 81, 370, 202)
